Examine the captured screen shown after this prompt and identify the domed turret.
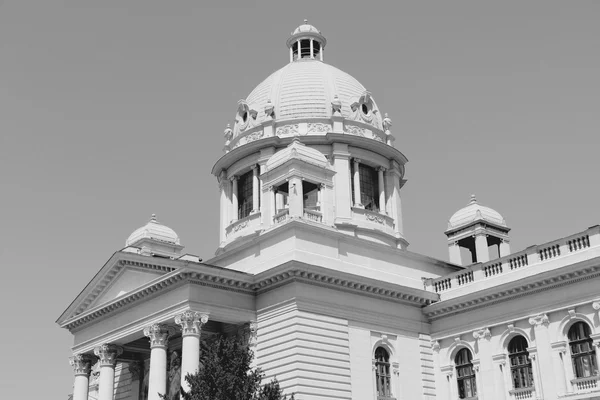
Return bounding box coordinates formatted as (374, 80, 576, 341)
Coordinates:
(212, 21, 408, 258)
(126, 214, 184, 258)
(445, 195, 511, 266)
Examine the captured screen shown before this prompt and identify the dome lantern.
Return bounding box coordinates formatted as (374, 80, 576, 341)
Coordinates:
(286, 19, 327, 62)
(445, 195, 511, 266)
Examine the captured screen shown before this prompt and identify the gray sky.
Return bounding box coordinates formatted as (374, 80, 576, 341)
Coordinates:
(1, 0, 599, 397)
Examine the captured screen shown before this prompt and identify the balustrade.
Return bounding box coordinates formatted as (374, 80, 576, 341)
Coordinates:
(303, 208, 322, 223)
(484, 262, 503, 277)
(509, 387, 535, 400)
(572, 375, 599, 392)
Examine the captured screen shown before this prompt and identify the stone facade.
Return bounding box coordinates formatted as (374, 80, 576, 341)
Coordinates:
(58, 21, 600, 400)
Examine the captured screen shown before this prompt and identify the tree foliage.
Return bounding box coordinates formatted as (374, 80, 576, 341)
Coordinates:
(179, 334, 294, 400)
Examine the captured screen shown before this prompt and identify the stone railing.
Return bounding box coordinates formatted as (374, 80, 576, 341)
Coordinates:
(509, 387, 535, 400)
(571, 375, 599, 392)
(273, 209, 290, 225)
(225, 212, 261, 240)
(425, 226, 600, 294)
(303, 208, 323, 223)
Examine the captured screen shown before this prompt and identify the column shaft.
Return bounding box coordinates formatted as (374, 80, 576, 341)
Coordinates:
(231, 177, 238, 222)
(144, 324, 171, 400)
(94, 344, 123, 400)
(310, 39, 314, 58)
(475, 234, 490, 263)
(353, 159, 362, 207)
(73, 375, 90, 400)
(175, 312, 208, 394)
(252, 166, 259, 213)
(377, 167, 385, 213)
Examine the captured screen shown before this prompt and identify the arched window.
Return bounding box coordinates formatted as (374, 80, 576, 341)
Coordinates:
(455, 348, 477, 399)
(237, 170, 253, 219)
(508, 336, 533, 389)
(568, 321, 598, 378)
(375, 347, 392, 399)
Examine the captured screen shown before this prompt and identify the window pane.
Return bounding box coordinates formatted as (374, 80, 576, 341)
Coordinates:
(237, 171, 253, 219)
(358, 164, 379, 211)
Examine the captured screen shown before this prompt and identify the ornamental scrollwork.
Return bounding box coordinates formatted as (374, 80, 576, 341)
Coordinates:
(431, 340, 440, 353)
(528, 313, 550, 327)
(245, 130, 264, 144)
(276, 124, 299, 137)
(307, 123, 331, 133)
(345, 125, 365, 137)
(472, 327, 492, 341)
(366, 213, 384, 224)
(233, 220, 248, 232)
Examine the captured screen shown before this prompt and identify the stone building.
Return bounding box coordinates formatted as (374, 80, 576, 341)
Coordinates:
(58, 21, 600, 400)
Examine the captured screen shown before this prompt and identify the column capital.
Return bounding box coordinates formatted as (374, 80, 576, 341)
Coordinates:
(251, 164, 259, 171)
(529, 313, 550, 327)
(93, 344, 123, 367)
(377, 166, 386, 172)
(230, 175, 238, 182)
(353, 158, 362, 164)
(69, 354, 95, 376)
(143, 324, 173, 349)
(175, 311, 208, 337)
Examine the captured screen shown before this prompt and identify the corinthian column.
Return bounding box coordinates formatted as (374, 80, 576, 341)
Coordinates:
(144, 324, 172, 400)
(93, 344, 123, 400)
(175, 312, 209, 393)
(69, 354, 94, 400)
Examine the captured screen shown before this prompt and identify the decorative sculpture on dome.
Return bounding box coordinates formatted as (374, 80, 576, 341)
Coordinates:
(223, 123, 233, 153)
(331, 95, 342, 115)
(264, 99, 275, 120)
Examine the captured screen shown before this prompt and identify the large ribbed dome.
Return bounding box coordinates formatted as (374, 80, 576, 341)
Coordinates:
(243, 61, 380, 125)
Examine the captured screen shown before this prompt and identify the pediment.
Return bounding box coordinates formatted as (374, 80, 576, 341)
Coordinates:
(57, 252, 179, 324)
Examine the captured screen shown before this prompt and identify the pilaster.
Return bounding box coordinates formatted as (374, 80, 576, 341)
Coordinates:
(528, 314, 557, 400)
(473, 328, 493, 400)
(332, 143, 352, 222)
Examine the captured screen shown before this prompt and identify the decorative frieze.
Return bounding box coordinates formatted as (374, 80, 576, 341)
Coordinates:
(69, 354, 95, 376)
(93, 344, 123, 367)
(276, 124, 299, 137)
(175, 311, 208, 337)
(307, 123, 331, 133)
(345, 125, 366, 137)
(143, 324, 172, 349)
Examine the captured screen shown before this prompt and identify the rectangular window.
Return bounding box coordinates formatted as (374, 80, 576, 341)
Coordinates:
(359, 164, 379, 211)
(237, 170, 253, 220)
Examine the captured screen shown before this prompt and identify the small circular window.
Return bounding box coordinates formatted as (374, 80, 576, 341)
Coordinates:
(361, 103, 369, 115)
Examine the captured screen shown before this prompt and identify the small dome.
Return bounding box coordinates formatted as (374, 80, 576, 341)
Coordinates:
(293, 20, 320, 35)
(448, 195, 507, 230)
(126, 214, 181, 247)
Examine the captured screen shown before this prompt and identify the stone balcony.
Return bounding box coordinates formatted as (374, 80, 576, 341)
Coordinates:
(225, 211, 261, 242)
(424, 225, 600, 300)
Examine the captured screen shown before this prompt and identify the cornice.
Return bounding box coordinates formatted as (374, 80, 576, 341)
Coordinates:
(424, 258, 600, 321)
(212, 131, 408, 177)
(61, 259, 437, 331)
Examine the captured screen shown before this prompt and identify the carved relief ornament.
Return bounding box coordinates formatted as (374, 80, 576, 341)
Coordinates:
(472, 327, 491, 341)
(528, 313, 550, 327)
(175, 311, 208, 337)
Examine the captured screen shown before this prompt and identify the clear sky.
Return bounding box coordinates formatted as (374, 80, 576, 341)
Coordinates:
(1, 0, 600, 397)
